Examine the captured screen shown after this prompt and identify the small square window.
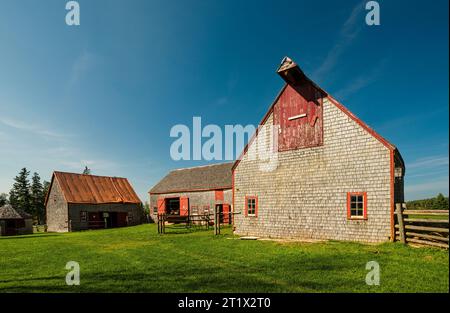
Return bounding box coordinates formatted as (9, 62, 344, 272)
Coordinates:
(80, 211, 87, 222)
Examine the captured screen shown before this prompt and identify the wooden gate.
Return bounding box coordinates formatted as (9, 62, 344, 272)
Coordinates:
(394, 203, 449, 249)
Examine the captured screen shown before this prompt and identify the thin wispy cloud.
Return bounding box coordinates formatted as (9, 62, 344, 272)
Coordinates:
(404, 155, 449, 199)
(405, 177, 449, 199)
(312, 1, 366, 82)
(0, 115, 68, 139)
(376, 108, 448, 133)
(407, 170, 449, 179)
(333, 59, 388, 100)
(59, 159, 119, 173)
(214, 97, 228, 106)
(210, 72, 239, 107)
(408, 155, 449, 170)
(68, 50, 95, 88)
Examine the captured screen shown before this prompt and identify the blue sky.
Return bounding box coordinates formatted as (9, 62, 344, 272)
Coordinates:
(0, 0, 448, 201)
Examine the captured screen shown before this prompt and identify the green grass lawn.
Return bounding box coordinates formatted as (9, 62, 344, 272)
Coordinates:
(0, 224, 448, 293)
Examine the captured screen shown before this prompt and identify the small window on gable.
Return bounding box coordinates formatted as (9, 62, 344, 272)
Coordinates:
(347, 192, 367, 220)
(245, 196, 258, 217)
(153, 207, 158, 214)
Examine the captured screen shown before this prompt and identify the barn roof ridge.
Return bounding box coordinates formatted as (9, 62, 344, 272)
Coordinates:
(171, 161, 234, 172)
(53, 170, 127, 180)
(149, 162, 233, 194)
(232, 55, 404, 171)
(45, 171, 141, 205)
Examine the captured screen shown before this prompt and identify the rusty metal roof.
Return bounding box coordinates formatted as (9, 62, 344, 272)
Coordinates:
(47, 171, 141, 205)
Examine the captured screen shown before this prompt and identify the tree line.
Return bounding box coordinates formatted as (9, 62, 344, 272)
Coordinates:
(0, 168, 49, 224)
(406, 193, 449, 211)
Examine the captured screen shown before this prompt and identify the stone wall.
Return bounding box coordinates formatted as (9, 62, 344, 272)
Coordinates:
(234, 97, 399, 243)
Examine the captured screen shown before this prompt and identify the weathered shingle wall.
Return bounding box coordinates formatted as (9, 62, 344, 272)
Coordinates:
(234, 97, 392, 242)
(46, 179, 69, 232)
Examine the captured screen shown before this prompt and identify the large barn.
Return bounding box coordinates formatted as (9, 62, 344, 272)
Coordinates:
(149, 163, 233, 223)
(45, 171, 142, 232)
(232, 57, 405, 243)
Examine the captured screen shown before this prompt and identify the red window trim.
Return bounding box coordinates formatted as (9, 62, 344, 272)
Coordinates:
(244, 196, 258, 217)
(347, 192, 368, 220)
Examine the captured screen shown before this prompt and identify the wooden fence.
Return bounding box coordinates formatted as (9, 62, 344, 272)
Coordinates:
(157, 211, 238, 235)
(394, 203, 449, 249)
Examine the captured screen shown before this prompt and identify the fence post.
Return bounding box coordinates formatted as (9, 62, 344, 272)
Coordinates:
(214, 206, 219, 235)
(157, 214, 161, 234)
(395, 203, 406, 244)
(162, 214, 165, 234)
(218, 210, 221, 235)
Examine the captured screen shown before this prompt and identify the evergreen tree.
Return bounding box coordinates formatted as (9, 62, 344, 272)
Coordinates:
(9, 168, 31, 213)
(30, 172, 44, 223)
(434, 193, 448, 210)
(8, 189, 18, 208)
(43, 181, 50, 199)
(0, 193, 8, 207)
(83, 166, 91, 175)
(42, 180, 50, 223)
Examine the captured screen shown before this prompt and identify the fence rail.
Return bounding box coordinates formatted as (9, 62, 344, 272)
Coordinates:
(394, 203, 449, 249)
(157, 211, 238, 235)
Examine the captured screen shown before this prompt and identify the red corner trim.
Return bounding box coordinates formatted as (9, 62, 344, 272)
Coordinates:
(390, 149, 395, 241)
(232, 170, 235, 225)
(326, 95, 395, 151)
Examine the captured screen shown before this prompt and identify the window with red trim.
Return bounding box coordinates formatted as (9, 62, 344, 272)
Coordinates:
(347, 192, 367, 219)
(245, 196, 258, 217)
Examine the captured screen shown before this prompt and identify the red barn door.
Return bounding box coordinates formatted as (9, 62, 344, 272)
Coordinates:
(222, 204, 230, 224)
(117, 212, 128, 227)
(157, 198, 165, 215)
(273, 84, 323, 151)
(180, 196, 189, 217)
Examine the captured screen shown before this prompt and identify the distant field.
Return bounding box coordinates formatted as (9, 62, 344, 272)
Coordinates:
(0, 224, 448, 292)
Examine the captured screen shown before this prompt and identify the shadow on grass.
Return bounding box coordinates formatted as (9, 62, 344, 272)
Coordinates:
(2, 251, 364, 292)
(0, 233, 60, 240)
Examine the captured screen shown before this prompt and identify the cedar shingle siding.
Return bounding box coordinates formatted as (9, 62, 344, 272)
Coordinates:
(233, 57, 405, 243)
(0, 205, 33, 236)
(149, 163, 233, 222)
(45, 172, 142, 232)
